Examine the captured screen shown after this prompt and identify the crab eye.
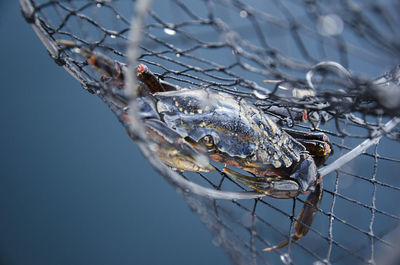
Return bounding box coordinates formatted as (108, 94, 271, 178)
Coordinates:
(202, 135, 214, 147)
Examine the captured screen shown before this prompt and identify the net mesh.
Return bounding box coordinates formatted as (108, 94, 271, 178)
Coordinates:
(21, 0, 400, 264)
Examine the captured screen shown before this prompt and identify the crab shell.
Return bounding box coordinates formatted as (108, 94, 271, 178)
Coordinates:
(152, 88, 306, 176)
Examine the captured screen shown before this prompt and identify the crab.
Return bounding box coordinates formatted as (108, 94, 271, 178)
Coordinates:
(57, 41, 332, 252)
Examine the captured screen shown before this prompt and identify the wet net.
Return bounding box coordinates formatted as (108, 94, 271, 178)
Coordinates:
(20, 0, 400, 264)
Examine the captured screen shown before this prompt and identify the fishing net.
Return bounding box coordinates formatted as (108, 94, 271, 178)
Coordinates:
(20, 0, 400, 264)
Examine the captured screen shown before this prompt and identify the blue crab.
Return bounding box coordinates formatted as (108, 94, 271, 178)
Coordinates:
(57, 41, 331, 251)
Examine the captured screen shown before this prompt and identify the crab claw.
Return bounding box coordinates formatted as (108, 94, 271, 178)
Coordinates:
(283, 128, 332, 166)
(145, 119, 215, 172)
(136, 64, 168, 94)
(222, 167, 301, 199)
(223, 167, 271, 191)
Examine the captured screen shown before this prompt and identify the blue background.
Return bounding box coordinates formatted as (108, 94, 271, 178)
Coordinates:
(0, 2, 230, 265)
(2, 1, 400, 264)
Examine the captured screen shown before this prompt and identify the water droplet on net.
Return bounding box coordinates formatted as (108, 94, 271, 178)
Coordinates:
(116, 14, 121, 19)
(96, 3, 102, 8)
(280, 253, 292, 265)
(163, 28, 176, 36)
(240, 10, 248, 18)
(110, 34, 116, 39)
(175, 53, 181, 57)
(254, 89, 268, 100)
(72, 47, 81, 54)
(317, 14, 344, 36)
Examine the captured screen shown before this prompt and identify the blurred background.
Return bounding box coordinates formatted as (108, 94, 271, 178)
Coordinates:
(0, 2, 230, 265)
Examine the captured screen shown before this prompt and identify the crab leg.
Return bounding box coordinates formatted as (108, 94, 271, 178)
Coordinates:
(264, 106, 308, 123)
(223, 154, 322, 252)
(283, 128, 330, 145)
(263, 183, 323, 251)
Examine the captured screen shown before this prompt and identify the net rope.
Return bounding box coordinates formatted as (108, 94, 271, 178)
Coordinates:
(21, 0, 400, 264)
